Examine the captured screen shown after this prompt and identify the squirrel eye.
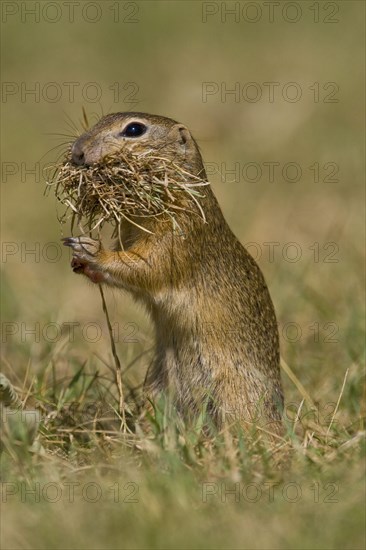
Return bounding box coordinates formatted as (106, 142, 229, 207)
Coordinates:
(120, 122, 147, 138)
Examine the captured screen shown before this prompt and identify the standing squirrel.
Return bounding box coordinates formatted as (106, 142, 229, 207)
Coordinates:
(63, 112, 284, 436)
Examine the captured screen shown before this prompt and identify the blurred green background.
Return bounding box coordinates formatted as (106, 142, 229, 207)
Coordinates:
(1, 0, 364, 407)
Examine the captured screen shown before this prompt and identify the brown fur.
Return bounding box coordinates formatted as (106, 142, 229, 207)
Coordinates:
(63, 112, 284, 437)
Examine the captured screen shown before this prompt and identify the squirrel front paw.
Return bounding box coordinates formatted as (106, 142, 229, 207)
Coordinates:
(62, 236, 105, 283)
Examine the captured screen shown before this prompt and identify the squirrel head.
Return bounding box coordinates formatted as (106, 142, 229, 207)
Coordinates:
(71, 112, 206, 180)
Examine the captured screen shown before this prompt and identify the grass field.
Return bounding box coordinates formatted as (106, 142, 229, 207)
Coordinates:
(1, 1, 365, 549)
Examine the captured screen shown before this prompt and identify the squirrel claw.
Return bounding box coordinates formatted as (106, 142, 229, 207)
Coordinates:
(62, 236, 101, 259)
(62, 237, 105, 283)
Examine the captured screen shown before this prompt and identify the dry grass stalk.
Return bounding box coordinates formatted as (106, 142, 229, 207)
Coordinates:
(47, 149, 209, 237)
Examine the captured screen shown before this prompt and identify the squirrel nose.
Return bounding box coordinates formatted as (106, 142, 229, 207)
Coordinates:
(71, 141, 86, 166)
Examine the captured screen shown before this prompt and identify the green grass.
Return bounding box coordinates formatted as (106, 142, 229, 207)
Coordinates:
(0, 305, 364, 550)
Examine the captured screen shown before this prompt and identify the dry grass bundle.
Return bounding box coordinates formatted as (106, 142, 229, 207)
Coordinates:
(48, 149, 209, 236)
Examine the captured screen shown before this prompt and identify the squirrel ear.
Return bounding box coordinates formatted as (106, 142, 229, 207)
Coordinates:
(173, 124, 194, 149)
(177, 125, 190, 145)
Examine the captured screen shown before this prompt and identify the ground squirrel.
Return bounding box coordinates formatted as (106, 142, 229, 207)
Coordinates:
(63, 112, 284, 436)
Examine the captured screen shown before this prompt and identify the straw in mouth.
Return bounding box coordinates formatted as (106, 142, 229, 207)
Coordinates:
(46, 149, 209, 237)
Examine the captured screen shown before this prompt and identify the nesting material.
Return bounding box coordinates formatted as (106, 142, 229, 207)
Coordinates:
(48, 149, 209, 235)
